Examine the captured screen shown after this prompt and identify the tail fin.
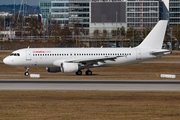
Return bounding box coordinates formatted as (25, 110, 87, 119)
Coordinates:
(137, 20, 168, 49)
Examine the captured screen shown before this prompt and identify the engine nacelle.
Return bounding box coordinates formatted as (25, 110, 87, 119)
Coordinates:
(61, 63, 79, 73)
(46, 67, 61, 73)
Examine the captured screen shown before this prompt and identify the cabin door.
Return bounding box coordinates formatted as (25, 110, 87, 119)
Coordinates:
(26, 50, 31, 61)
(136, 49, 141, 60)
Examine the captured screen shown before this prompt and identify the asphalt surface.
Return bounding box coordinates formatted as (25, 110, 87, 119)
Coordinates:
(0, 80, 180, 91)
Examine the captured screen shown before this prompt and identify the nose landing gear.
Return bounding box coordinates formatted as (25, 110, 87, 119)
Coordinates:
(24, 67, 29, 76)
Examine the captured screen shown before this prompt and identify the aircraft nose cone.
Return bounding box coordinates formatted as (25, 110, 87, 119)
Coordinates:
(3, 57, 13, 65)
(3, 57, 9, 65)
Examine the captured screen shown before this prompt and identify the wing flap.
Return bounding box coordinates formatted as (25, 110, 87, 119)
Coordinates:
(67, 56, 121, 63)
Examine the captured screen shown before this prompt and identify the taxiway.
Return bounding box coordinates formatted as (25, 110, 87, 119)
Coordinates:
(0, 80, 179, 91)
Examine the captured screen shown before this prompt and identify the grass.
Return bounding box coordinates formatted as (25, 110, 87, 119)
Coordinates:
(0, 91, 180, 120)
(1, 62, 180, 80)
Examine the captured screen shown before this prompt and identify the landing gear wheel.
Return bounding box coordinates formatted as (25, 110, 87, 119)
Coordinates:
(24, 72, 29, 76)
(86, 70, 92, 75)
(76, 70, 82, 75)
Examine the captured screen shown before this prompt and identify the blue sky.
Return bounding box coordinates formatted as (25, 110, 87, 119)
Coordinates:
(0, 0, 39, 5)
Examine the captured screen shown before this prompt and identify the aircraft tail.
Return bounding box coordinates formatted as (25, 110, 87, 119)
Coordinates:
(136, 20, 168, 49)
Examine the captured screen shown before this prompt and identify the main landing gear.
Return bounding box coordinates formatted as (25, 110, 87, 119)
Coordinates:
(24, 67, 29, 76)
(85, 70, 92, 75)
(76, 70, 82, 75)
(76, 69, 92, 76)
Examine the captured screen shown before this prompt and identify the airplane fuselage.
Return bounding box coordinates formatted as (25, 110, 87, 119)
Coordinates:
(4, 47, 159, 68)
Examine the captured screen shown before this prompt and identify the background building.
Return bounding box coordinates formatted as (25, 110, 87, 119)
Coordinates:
(39, 0, 171, 35)
(90, 0, 167, 34)
(126, 0, 159, 28)
(169, 0, 180, 25)
(90, 1, 126, 34)
(69, 0, 90, 28)
(39, 0, 69, 25)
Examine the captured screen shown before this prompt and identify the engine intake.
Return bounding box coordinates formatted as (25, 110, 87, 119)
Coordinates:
(61, 63, 79, 72)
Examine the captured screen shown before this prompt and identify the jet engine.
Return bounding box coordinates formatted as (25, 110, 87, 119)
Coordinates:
(61, 63, 79, 72)
(46, 67, 61, 72)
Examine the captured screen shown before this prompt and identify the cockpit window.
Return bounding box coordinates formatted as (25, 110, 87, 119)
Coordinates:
(10, 53, 20, 56)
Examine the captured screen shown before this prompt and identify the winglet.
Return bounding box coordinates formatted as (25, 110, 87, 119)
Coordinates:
(136, 20, 168, 49)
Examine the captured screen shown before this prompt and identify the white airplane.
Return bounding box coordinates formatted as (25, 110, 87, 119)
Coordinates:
(3, 20, 171, 76)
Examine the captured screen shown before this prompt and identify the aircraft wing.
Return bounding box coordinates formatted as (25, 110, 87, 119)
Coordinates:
(53, 56, 122, 68)
(67, 56, 122, 65)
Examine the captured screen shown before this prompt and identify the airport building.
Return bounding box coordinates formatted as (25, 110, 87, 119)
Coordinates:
(39, 0, 90, 28)
(169, 0, 180, 25)
(38, 0, 173, 34)
(90, 0, 163, 34)
(39, 0, 69, 25)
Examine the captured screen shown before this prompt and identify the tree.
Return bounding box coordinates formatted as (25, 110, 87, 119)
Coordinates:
(173, 24, 180, 49)
(126, 27, 139, 47)
(0, 17, 4, 31)
(61, 24, 71, 40)
(119, 26, 126, 37)
(51, 20, 62, 40)
(28, 16, 43, 37)
(93, 29, 100, 37)
(102, 29, 108, 38)
(142, 27, 151, 39)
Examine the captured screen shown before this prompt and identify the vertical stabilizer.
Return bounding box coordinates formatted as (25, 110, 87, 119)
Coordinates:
(137, 20, 168, 49)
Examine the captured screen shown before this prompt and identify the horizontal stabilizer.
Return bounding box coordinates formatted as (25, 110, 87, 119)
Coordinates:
(137, 20, 168, 49)
(150, 50, 171, 56)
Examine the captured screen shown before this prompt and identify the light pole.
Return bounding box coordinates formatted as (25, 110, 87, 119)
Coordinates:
(14, 0, 15, 19)
(22, 2, 25, 40)
(120, 27, 122, 47)
(116, 11, 117, 38)
(71, 15, 78, 46)
(116, 11, 118, 47)
(170, 27, 173, 50)
(133, 27, 134, 47)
